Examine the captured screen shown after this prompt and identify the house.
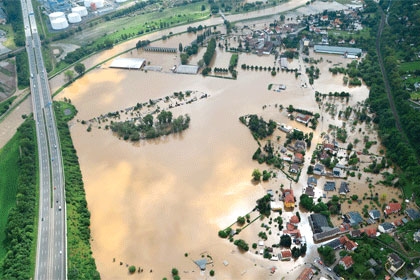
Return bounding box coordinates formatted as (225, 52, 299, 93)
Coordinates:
(350, 229, 361, 237)
(344, 211, 363, 226)
(294, 153, 304, 164)
(369, 209, 381, 220)
(294, 140, 306, 151)
(414, 267, 420, 277)
(349, 39, 356, 45)
(325, 238, 342, 250)
(363, 227, 377, 237)
(413, 230, 420, 242)
(378, 222, 394, 233)
(290, 215, 300, 225)
(324, 181, 336, 192)
(384, 202, 401, 216)
(339, 255, 354, 270)
(393, 219, 403, 227)
(319, 151, 330, 161)
(387, 253, 405, 274)
(309, 213, 330, 234)
(333, 167, 341, 177)
(307, 176, 317, 188)
(323, 143, 335, 152)
(270, 201, 282, 211)
(280, 250, 292, 261)
(339, 182, 349, 195)
(296, 267, 314, 280)
(290, 163, 300, 174)
(339, 235, 358, 251)
(405, 208, 420, 220)
(305, 186, 315, 197)
(296, 113, 311, 124)
(367, 258, 378, 267)
(313, 163, 325, 175)
(283, 189, 295, 208)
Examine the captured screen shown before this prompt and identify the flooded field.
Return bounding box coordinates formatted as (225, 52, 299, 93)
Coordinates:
(54, 31, 399, 279)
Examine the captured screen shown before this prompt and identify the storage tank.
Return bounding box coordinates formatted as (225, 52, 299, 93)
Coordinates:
(72, 6, 88, 17)
(92, 0, 104, 8)
(84, 0, 92, 7)
(116, 0, 128, 2)
(51, 18, 69, 30)
(49, 12, 66, 21)
(67, 13, 82, 23)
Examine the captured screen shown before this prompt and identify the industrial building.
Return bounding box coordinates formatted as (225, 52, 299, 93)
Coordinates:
(313, 45, 362, 57)
(175, 65, 199, 74)
(110, 58, 146, 70)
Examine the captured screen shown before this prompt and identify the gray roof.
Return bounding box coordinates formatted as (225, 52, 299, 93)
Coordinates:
(324, 181, 336, 191)
(314, 45, 362, 56)
(369, 209, 381, 219)
(314, 163, 324, 171)
(307, 176, 317, 186)
(405, 208, 420, 220)
(380, 222, 394, 231)
(347, 211, 363, 226)
(339, 182, 349, 193)
(313, 227, 341, 242)
(176, 64, 199, 74)
(325, 238, 342, 250)
(194, 259, 207, 270)
(309, 213, 330, 233)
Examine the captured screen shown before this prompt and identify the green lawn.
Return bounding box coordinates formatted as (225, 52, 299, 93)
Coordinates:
(0, 24, 17, 50)
(0, 133, 20, 260)
(399, 60, 420, 72)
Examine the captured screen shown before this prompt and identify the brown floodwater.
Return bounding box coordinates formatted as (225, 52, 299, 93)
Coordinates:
(55, 37, 379, 279)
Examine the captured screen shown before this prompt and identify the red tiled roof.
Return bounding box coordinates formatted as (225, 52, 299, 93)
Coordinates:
(340, 255, 354, 268)
(286, 222, 295, 231)
(290, 215, 300, 224)
(296, 267, 313, 280)
(344, 240, 358, 251)
(285, 193, 294, 203)
(281, 250, 292, 258)
(295, 152, 304, 159)
(364, 227, 377, 237)
(384, 203, 401, 215)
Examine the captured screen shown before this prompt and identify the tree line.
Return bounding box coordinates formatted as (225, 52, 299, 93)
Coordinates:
(1, 119, 37, 279)
(54, 101, 100, 279)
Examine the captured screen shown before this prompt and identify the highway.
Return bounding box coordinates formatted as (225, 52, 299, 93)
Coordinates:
(20, 0, 67, 279)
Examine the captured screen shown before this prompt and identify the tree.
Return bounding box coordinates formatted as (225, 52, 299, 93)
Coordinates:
(128, 265, 136, 274)
(252, 169, 261, 181)
(299, 194, 314, 211)
(209, 270, 215, 276)
(280, 234, 291, 248)
(179, 43, 183, 52)
(104, 38, 114, 49)
(317, 246, 336, 266)
(64, 70, 75, 82)
(171, 268, 179, 276)
(74, 63, 86, 76)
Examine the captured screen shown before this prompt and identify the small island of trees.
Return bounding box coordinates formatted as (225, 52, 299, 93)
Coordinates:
(110, 111, 190, 141)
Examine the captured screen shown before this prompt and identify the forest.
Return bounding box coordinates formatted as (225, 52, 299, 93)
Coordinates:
(357, 0, 420, 204)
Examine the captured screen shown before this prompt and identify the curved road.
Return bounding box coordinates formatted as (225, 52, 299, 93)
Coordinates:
(20, 0, 67, 279)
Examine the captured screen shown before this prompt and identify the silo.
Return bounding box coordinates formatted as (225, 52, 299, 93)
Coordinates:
(51, 18, 69, 30)
(72, 6, 88, 17)
(67, 13, 82, 24)
(49, 12, 66, 22)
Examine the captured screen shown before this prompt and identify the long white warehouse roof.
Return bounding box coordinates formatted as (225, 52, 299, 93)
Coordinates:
(110, 58, 146, 69)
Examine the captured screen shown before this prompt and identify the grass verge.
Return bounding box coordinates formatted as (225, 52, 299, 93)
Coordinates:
(54, 101, 100, 279)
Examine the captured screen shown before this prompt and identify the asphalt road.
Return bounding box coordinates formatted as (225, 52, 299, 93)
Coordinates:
(20, 0, 67, 279)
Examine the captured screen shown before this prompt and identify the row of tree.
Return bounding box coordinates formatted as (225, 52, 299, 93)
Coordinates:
(54, 101, 100, 279)
(1, 119, 37, 279)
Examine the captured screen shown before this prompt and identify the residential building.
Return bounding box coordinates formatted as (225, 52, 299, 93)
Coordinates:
(405, 208, 420, 221)
(296, 267, 314, 280)
(344, 211, 363, 226)
(313, 163, 325, 175)
(369, 209, 381, 220)
(378, 222, 394, 233)
(324, 181, 336, 191)
(339, 182, 349, 195)
(290, 163, 300, 174)
(325, 238, 342, 250)
(294, 152, 304, 164)
(280, 250, 292, 261)
(413, 230, 420, 242)
(283, 189, 295, 209)
(305, 186, 315, 197)
(339, 255, 354, 270)
(290, 215, 300, 225)
(384, 202, 401, 216)
(333, 167, 342, 177)
(363, 227, 377, 237)
(386, 253, 405, 274)
(307, 176, 317, 188)
(296, 113, 311, 124)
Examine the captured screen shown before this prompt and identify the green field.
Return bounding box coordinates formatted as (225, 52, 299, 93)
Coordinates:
(59, 2, 210, 46)
(0, 24, 17, 50)
(399, 60, 420, 72)
(0, 132, 21, 260)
